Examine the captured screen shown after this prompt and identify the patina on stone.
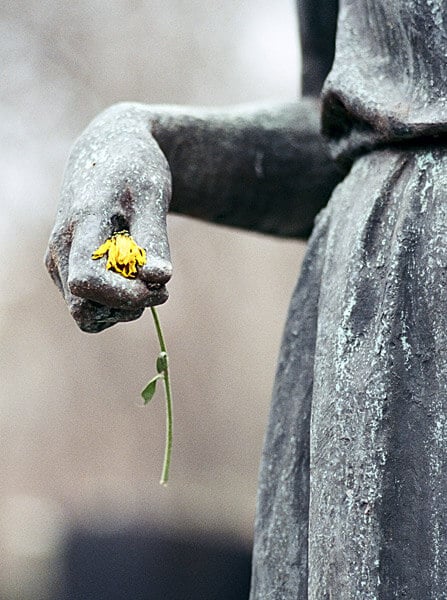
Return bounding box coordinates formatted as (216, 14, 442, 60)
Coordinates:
(46, 0, 447, 597)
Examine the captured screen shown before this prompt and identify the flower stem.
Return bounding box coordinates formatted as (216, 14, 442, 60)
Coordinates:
(150, 307, 173, 486)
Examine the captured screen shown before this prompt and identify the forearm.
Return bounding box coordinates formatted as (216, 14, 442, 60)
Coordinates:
(87, 99, 346, 238)
(151, 99, 346, 237)
(48, 98, 344, 331)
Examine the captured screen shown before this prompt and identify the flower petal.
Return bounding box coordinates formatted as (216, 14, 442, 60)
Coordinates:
(91, 231, 147, 279)
(91, 239, 112, 259)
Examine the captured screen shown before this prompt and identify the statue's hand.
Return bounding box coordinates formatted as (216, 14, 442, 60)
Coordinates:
(45, 104, 172, 332)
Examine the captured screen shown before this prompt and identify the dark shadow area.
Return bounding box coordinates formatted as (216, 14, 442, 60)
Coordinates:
(63, 527, 251, 600)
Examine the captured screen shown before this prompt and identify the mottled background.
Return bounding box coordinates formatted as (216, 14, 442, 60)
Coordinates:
(0, 1, 305, 597)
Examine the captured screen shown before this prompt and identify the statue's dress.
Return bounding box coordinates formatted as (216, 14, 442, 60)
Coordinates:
(251, 1, 447, 598)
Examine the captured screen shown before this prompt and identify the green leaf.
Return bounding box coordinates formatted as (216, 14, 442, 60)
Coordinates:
(156, 352, 168, 373)
(141, 374, 163, 404)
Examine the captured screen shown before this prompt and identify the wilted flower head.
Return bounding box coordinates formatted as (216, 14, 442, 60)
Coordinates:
(92, 231, 146, 278)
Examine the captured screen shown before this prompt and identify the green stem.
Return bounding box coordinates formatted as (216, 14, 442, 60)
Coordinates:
(150, 306, 167, 353)
(150, 307, 173, 486)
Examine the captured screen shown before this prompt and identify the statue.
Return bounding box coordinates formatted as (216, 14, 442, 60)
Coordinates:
(46, 1, 447, 597)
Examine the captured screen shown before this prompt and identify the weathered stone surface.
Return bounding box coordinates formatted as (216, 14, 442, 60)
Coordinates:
(252, 147, 447, 600)
(312, 148, 447, 599)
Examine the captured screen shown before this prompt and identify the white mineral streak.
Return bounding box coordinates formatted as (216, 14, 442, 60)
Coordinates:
(424, 150, 447, 597)
(309, 153, 395, 599)
(416, 151, 435, 214)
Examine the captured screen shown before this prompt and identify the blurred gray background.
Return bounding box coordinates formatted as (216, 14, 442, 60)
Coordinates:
(0, 1, 306, 597)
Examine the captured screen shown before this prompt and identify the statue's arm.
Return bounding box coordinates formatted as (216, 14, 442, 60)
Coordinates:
(148, 98, 345, 237)
(46, 97, 344, 332)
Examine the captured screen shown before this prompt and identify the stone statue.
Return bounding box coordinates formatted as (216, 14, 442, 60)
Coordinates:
(46, 1, 447, 597)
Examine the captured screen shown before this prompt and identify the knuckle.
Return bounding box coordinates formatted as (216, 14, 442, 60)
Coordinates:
(140, 258, 172, 285)
(67, 276, 89, 297)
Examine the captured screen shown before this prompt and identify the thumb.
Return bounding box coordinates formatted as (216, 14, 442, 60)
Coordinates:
(129, 210, 172, 287)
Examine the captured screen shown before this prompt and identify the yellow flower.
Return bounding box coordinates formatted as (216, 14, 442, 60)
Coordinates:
(91, 231, 147, 278)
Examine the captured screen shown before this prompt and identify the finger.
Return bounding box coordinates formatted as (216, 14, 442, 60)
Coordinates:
(45, 224, 73, 294)
(45, 246, 64, 294)
(67, 216, 169, 309)
(48, 226, 145, 332)
(63, 262, 145, 333)
(129, 207, 172, 287)
(70, 297, 145, 333)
